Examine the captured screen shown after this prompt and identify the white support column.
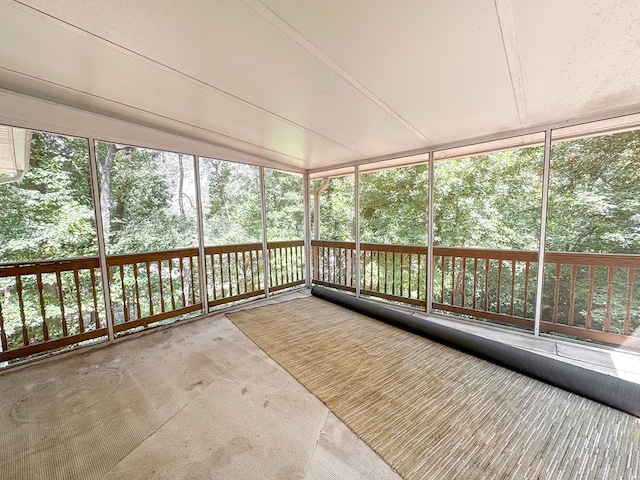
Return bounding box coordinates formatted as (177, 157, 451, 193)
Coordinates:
(534, 129, 552, 337)
(193, 155, 209, 314)
(354, 166, 361, 297)
(303, 172, 312, 288)
(259, 166, 270, 297)
(87, 138, 115, 342)
(426, 152, 435, 314)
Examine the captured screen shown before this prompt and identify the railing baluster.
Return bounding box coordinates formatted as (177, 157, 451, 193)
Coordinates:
(510, 260, 516, 316)
(74, 269, 85, 332)
(484, 259, 489, 311)
(586, 265, 595, 330)
(0, 301, 7, 351)
(250, 250, 257, 291)
(624, 269, 634, 336)
(90, 268, 100, 328)
(158, 261, 165, 313)
(241, 251, 248, 294)
(408, 253, 412, 299)
(605, 267, 614, 332)
(416, 253, 421, 300)
(36, 272, 49, 341)
(523, 262, 530, 318)
(227, 253, 233, 296)
(189, 256, 196, 305)
(133, 263, 141, 319)
(210, 254, 217, 299)
(146, 261, 154, 316)
(119, 265, 128, 323)
(16, 275, 28, 345)
(256, 249, 262, 289)
(461, 257, 467, 307)
(400, 253, 404, 297)
(179, 257, 187, 307)
(377, 251, 381, 292)
(568, 264, 577, 326)
(551, 262, 562, 323)
(166, 258, 175, 310)
(391, 252, 396, 296)
(440, 255, 445, 303)
(363, 249, 368, 290)
(56, 270, 68, 337)
(450, 256, 455, 305)
(496, 260, 502, 314)
(472, 258, 478, 310)
(552, 263, 561, 323)
(218, 253, 225, 298)
(235, 252, 241, 294)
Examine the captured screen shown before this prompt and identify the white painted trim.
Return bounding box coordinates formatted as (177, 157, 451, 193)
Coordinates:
(534, 129, 552, 337)
(303, 172, 312, 288)
(427, 152, 435, 313)
(259, 166, 270, 297)
(87, 138, 115, 342)
(194, 155, 209, 314)
(354, 165, 361, 297)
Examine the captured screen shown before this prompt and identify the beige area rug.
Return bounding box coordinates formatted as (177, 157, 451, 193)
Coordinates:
(228, 297, 640, 480)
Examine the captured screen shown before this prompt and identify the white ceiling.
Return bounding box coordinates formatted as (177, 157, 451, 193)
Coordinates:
(0, 0, 639, 172)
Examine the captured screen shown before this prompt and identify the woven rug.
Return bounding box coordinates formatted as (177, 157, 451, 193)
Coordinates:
(228, 297, 640, 480)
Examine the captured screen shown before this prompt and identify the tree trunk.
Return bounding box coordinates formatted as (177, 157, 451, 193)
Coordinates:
(98, 143, 117, 247)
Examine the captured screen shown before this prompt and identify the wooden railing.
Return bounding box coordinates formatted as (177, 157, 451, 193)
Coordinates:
(268, 240, 305, 292)
(541, 252, 640, 347)
(433, 247, 538, 330)
(0, 257, 107, 362)
(205, 243, 264, 307)
(312, 240, 640, 349)
(0, 240, 307, 363)
(107, 248, 202, 333)
(203, 240, 305, 309)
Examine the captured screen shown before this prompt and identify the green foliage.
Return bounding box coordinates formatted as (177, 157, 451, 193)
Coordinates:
(360, 164, 429, 245)
(201, 159, 262, 244)
(0, 132, 97, 262)
(547, 130, 640, 253)
(433, 147, 544, 250)
(95, 143, 198, 254)
(265, 169, 304, 241)
(312, 176, 355, 241)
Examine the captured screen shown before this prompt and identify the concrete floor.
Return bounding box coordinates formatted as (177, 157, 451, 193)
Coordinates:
(1, 288, 638, 479)
(0, 290, 400, 480)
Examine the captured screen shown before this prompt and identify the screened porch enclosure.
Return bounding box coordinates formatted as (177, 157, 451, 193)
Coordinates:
(1, 118, 640, 365)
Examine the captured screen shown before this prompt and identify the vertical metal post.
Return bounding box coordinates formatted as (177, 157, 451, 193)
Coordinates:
(427, 152, 435, 314)
(354, 166, 361, 297)
(303, 171, 312, 288)
(259, 166, 270, 297)
(534, 129, 552, 337)
(87, 138, 115, 342)
(193, 155, 209, 314)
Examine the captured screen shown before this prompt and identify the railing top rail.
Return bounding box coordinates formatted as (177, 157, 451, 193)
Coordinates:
(361, 243, 428, 254)
(311, 240, 356, 248)
(544, 251, 640, 268)
(107, 247, 200, 266)
(433, 246, 538, 261)
(205, 242, 263, 254)
(0, 256, 100, 276)
(267, 240, 304, 248)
